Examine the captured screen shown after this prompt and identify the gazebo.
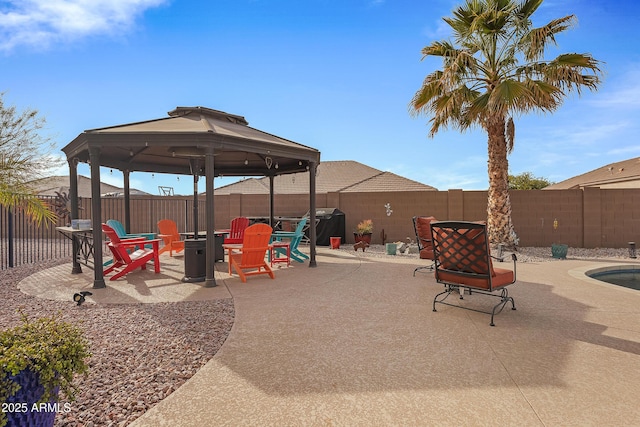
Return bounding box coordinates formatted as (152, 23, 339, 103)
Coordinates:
(61, 106, 321, 288)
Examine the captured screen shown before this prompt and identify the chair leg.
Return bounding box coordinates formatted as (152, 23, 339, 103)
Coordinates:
(263, 262, 275, 279)
(153, 253, 160, 273)
(432, 286, 455, 312)
(292, 248, 309, 260)
(413, 263, 434, 277)
(489, 289, 516, 326)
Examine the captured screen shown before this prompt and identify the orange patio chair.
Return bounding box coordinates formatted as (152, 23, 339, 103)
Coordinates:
(223, 223, 275, 283)
(223, 216, 250, 244)
(157, 219, 185, 256)
(412, 216, 437, 276)
(102, 223, 161, 281)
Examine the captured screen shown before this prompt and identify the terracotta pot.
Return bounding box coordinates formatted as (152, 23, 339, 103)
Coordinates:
(330, 237, 341, 249)
(354, 233, 372, 245)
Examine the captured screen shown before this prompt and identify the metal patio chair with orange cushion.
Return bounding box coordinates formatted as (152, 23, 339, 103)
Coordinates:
(223, 216, 250, 245)
(157, 219, 185, 256)
(429, 221, 517, 326)
(223, 223, 275, 283)
(102, 223, 161, 281)
(412, 216, 437, 276)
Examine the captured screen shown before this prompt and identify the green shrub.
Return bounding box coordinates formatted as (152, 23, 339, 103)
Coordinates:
(0, 313, 91, 427)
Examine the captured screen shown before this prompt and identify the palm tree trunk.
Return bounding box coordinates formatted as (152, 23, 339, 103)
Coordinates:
(486, 117, 518, 246)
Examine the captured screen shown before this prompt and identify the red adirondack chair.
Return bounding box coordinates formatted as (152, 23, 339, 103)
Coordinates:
(223, 217, 250, 244)
(102, 224, 161, 281)
(223, 223, 274, 283)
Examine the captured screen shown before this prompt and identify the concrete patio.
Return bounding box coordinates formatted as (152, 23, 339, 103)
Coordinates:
(19, 247, 640, 426)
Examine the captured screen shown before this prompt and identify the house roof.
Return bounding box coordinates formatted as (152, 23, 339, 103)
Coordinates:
(340, 171, 435, 192)
(29, 175, 149, 198)
(214, 160, 436, 194)
(544, 157, 640, 189)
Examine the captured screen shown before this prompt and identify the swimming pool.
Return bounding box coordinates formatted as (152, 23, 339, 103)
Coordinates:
(586, 266, 640, 291)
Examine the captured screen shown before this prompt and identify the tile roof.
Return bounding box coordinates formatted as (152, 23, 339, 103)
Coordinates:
(29, 176, 149, 198)
(340, 171, 436, 193)
(216, 178, 270, 194)
(213, 160, 436, 194)
(544, 157, 640, 189)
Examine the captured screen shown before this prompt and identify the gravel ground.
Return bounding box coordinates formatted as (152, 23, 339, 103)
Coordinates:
(1, 246, 633, 426)
(0, 257, 234, 427)
(340, 243, 632, 263)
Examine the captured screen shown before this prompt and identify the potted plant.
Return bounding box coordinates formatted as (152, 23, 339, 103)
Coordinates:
(1, 313, 91, 427)
(354, 219, 373, 245)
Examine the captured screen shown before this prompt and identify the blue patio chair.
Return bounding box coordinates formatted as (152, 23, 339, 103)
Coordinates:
(106, 220, 155, 241)
(270, 217, 309, 263)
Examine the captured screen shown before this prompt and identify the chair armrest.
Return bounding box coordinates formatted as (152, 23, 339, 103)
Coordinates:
(490, 253, 517, 279)
(125, 232, 155, 240)
(158, 234, 178, 240)
(240, 246, 270, 255)
(118, 239, 161, 249)
(272, 231, 297, 238)
(120, 236, 148, 243)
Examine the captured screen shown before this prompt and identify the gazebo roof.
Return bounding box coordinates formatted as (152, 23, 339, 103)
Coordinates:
(62, 106, 320, 176)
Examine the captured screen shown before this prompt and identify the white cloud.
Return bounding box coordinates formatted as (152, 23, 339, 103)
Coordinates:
(553, 122, 631, 147)
(42, 153, 68, 176)
(590, 63, 640, 109)
(389, 155, 488, 190)
(607, 145, 640, 156)
(421, 18, 451, 41)
(0, 0, 168, 52)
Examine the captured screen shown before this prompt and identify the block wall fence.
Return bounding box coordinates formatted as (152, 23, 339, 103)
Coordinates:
(5, 188, 638, 248)
(214, 188, 639, 248)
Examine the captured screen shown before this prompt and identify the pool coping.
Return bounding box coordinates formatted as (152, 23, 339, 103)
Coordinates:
(569, 261, 640, 294)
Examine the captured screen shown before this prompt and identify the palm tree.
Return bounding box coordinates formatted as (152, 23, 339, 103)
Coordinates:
(409, 0, 602, 246)
(0, 94, 58, 225)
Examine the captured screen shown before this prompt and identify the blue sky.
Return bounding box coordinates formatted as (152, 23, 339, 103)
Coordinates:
(2, 0, 639, 195)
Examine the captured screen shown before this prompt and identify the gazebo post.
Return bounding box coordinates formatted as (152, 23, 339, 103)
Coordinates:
(269, 175, 275, 228)
(68, 157, 82, 274)
(89, 146, 106, 289)
(123, 170, 131, 232)
(309, 161, 317, 267)
(204, 148, 216, 287)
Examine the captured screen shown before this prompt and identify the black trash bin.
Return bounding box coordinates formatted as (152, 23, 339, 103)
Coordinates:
(183, 238, 206, 283)
(305, 208, 346, 246)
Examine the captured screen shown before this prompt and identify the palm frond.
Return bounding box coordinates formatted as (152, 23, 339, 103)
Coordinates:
(545, 53, 603, 93)
(523, 15, 576, 61)
(422, 40, 458, 58)
(506, 117, 515, 153)
(514, 0, 543, 20)
(0, 190, 58, 226)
